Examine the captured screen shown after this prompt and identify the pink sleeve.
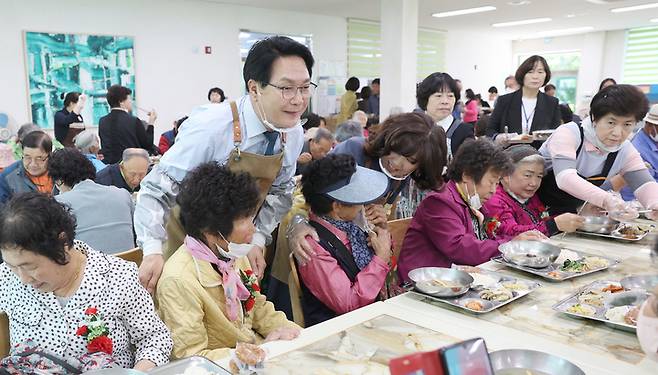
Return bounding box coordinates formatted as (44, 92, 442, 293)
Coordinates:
(620, 145, 652, 174)
(635, 181, 658, 208)
(555, 169, 609, 207)
(547, 125, 578, 160)
(298, 236, 389, 315)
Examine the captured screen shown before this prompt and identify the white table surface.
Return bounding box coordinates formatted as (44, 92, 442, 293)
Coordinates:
(218, 229, 658, 374)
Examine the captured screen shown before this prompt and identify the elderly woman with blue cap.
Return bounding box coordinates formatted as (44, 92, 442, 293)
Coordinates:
(296, 154, 393, 327)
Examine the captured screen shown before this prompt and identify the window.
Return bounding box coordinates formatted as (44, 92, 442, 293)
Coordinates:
(347, 19, 446, 82)
(623, 26, 658, 85)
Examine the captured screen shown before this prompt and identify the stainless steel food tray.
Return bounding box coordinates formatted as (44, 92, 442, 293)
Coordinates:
(575, 223, 655, 242)
(552, 280, 647, 333)
(149, 356, 231, 375)
(492, 249, 620, 281)
(412, 266, 540, 314)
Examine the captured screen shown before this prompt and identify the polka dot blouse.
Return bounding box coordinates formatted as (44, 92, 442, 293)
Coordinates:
(0, 241, 173, 368)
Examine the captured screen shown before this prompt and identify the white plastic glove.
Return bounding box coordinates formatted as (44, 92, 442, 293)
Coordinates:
(603, 194, 638, 221)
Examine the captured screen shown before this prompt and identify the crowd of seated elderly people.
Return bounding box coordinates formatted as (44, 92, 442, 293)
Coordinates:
(2, 34, 658, 372)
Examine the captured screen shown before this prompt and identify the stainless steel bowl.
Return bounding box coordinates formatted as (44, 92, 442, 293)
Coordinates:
(580, 216, 619, 234)
(490, 349, 585, 375)
(498, 241, 561, 269)
(620, 274, 658, 291)
(84, 370, 146, 375)
(408, 267, 473, 297)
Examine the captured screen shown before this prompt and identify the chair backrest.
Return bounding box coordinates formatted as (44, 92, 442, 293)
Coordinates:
(388, 218, 412, 259)
(287, 254, 305, 328)
(115, 247, 143, 266)
(0, 311, 9, 358)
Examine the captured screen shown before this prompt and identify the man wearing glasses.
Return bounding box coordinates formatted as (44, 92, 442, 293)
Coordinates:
(134, 36, 315, 293)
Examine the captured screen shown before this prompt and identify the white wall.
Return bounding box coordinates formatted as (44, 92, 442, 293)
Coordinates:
(511, 30, 626, 113)
(0, 0, 347, 139)
(444, 31, 514, 100)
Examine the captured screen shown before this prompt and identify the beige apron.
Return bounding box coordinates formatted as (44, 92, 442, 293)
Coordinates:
(163, 101, 285, 259)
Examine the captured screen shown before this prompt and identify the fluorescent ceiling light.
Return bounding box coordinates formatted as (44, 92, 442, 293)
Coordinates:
(530, 26, 594, 38)
(492, 17, 552, 27)
(432, 6, 496, 18)
(611, 3, 658, 13)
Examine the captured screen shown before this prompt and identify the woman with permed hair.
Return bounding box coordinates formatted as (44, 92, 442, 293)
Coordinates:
(297, 154, 392, 326)
(288, 111, 447, 264)
(537, 84, 658, 220)
(156, 162, 299, 361)
(397, 139, 546, 282)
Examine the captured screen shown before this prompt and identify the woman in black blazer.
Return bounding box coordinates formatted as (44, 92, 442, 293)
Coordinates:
(486, 55, 560, 145)
(417, 72, 474, 159)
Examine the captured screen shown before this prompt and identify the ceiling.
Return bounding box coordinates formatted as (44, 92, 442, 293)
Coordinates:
(198, 0, 658, 39)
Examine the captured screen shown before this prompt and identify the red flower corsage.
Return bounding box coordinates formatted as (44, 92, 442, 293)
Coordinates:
(76, 307, 113, 355)
(484, 217, 501, 238)
(239, 269, 260, 315)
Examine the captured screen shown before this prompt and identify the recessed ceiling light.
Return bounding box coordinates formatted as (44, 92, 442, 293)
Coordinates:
(530, 26, 595, 38)
(611, 2, 658, 13)
(566, 14, 576, 18)
(432, 6, 496, 18)
(492, 17, 552, 27)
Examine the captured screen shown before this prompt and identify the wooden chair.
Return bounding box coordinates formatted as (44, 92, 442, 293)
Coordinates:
(287, 254, 305, 328)
(115, 247, 143, 266)
(388, 218, 412, 259)
(1, 311, 9, 358)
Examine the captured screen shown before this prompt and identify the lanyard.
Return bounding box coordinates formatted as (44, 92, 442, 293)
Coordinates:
(522, 101, 535, 134)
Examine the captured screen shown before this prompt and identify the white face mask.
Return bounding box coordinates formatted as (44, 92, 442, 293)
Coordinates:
(254, 89, 305, 134)
(637, 299, 658, 362)
(464, 182, 482, 210)
(378, 158, 410, 181)
(504, 177, 530, 204)
(215, 232, 253, 260)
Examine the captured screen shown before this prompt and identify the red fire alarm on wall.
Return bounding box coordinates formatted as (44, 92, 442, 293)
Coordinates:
(204, 46, 212, 54)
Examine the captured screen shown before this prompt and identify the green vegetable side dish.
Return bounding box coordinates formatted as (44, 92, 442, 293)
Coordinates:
(560, 259, 590, 272)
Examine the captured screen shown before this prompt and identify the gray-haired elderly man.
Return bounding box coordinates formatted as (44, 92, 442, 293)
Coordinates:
(73, 130, 106, 172)
(96, 148, 150, 193)
(296, 127, 334, 175)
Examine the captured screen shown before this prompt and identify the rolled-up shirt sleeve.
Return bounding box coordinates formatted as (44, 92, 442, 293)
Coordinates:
(134, 114, 219, 256)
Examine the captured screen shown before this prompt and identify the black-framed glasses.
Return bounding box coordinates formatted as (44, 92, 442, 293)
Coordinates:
(266, 82, 317, 100)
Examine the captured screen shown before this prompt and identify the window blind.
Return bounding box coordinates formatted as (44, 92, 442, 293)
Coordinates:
(623, 26, 658, 85)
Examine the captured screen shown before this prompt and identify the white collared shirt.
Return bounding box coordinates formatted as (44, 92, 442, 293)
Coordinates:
(134, 95, 304, 255)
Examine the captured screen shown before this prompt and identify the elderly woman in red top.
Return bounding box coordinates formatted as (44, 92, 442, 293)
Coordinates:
(482, 145, 585, 238)
(397, 139, 545, 283)
(297, 154, 393, 327)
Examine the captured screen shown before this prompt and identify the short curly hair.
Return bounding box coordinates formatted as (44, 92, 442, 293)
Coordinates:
(447, 138, 513, 183)
(177, 162, 260, 240)
(48, 148, 96, 187)
(0, 192, 76, 265)
(301, 154, 357, 216)
(365, 112, 447, 190)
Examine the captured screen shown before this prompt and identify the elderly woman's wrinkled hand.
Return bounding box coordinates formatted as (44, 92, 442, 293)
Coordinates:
(554, 213, 585, 233)
(513, 230, 547, 242)
(365, 204, 388, 228)
(265, 326, 301, 342)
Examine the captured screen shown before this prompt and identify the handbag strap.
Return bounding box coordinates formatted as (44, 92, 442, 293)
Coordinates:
(15, 348, 82, 374)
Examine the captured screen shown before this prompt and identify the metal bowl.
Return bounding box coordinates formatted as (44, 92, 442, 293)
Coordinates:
(498, 241, 561, 269)
(490, 349, 585, 375)
(580, 216, 619, 234)
(408, 267, 473, 297)
(620, 275, 658, 291)
(84, 370, 146, 375)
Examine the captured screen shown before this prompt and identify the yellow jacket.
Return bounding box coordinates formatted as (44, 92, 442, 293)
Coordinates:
(336, 91, 357, 124)
(156, 244, 299, 361)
